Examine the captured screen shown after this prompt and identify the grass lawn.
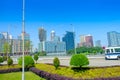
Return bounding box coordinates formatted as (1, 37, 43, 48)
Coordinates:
(35, 63, 120, 79)
(0, 72, 45, 80)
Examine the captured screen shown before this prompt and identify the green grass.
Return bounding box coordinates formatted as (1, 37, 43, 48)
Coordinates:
(35, 63, 120, 79)
(0, 72, 45, 80)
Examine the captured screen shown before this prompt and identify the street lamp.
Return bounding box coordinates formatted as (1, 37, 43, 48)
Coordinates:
(22, 0, 25, 80)
(71, 24, 76, 54)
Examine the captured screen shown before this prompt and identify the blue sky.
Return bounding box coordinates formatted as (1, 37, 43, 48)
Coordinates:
(0, 0, 120, 48)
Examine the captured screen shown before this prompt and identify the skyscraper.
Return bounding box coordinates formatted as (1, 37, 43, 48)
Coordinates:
(62, 31, 75, 51)
(80, 34, 93, 47)
(51, 30, 55, 41)
(107, 31, 120, 47)
(39, 27, 46, 42)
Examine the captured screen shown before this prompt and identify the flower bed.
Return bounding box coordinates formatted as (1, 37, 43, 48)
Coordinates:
(35, 64, 120, 80)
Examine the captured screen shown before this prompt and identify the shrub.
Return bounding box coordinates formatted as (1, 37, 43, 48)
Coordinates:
(7, 58, 13, 66)
(18, 56, 35, 68)
(53, 57, 60, 70)
(0, 56, 3, 64)
(70, 54, 89, 68)
(3, 56, 7, 61)
(34, 54, 39, 64)
(0, 68, 21, 74)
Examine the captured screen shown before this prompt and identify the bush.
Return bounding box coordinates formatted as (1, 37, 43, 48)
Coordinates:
(34, 54, 39, 64)
(53, 57, 60, 70)
(70, 54, 89, 68)
(18, 56, 35, 68)
(0, 68, 21, 74)
(0, 57, 3, 64)
(7, 58, 13, 66)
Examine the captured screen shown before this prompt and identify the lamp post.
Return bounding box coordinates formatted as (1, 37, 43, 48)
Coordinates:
(71, 24, 76, 54)
(22, 0, 25, 80)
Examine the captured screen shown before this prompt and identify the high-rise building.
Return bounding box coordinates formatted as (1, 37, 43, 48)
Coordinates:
(51, 30, 55, 41)
(107, 31, 120, 47)
(2, 32, 8, 39)
(0, 33, 4, 39)
(95, 40, 101, 47)
(80, 34, 93, 47)
(38, 41, 66, 55)
(39, 27, 46, 42)
(62, 31, 75, 51)
(18, 32, 30, 40)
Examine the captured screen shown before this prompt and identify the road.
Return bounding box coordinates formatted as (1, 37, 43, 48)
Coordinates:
(37, 56, 120, 67)
(3, 55, 120, 67)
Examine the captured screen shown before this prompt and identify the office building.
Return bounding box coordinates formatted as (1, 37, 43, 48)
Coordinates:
(38, 41, 66, 55)
(95, 40, 101, 47)
(80, 34, 93, 47)
(39, 27, 46, 42)
(51, 30, 55, 41)
(0, 33, 4, 39)
(62, 31, 75, 51)
(18, 32, 30, 40)
(107, 31, 120, 47)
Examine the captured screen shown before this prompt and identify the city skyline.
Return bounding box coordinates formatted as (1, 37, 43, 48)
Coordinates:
(0, 0, 120, 48)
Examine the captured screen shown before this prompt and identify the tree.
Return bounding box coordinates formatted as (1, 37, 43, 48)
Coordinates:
(18, 56, 35, 68)
(34, 54, 39, 64)
(25, 40, 31, 55)
(3, 42, 11, 60)
(7, 58, 13, 66)
(53, 57, 60, 70)
(67, 46, 104, 55)
(70, 54, 89, 69)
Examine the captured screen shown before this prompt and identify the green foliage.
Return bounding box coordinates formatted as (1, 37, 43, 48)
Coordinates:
(3, 42, 11, 55)
(39, 51, 46, 56)
(70, 54, 89, 68)
(24, 40, 31, 54)
(3, 56, 7, 61)
(18, 56, 35, 68)
(0, 56, 3, 63)
(7, 58, 13, 66)
(34, 54, 39, 64)
(36, 64, 120, 79)
(53, 57, 60, 70)
(67, 47, 104, 55)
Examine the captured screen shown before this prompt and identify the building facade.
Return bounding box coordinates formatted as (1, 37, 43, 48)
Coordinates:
(95, 40, 101, 47)
(38, 41, 66, 55)
(79, 34, 93, 47)
(39, 27, 46, 42)
(107, 31, 120, 47)
(62, 31, 75, 51)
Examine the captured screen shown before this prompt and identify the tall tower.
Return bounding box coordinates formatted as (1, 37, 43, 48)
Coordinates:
(107, 31, 120, 47)
(39, 27, 46, 42)
(62, 31, 75, 51)
(51, 30, 55, 41)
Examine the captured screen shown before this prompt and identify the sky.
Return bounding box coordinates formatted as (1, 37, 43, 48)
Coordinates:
(0, 0, 120, 49)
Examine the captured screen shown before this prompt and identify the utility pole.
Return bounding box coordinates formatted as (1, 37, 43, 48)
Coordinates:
(22, 0, 25, 80)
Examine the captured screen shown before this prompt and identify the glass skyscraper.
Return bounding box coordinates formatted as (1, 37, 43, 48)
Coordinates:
(107, 31, 120, 47)
(39, 27, 46, 42)
(62, 31, 75, 51)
